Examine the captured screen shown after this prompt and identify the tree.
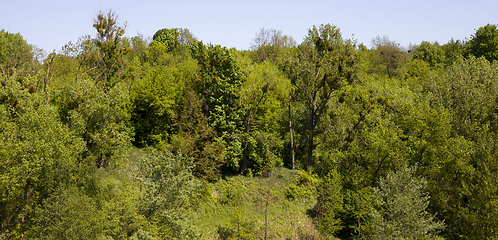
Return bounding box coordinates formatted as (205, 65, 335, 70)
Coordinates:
(92, 10, 129, 89)
(250, 28, 296, 63)
(139, 150, 199, 239)
(372, 35, 406, 78)
(0, 30, 33, 79)
(467, 24, 498, 62)
(27, 187, 104, 240)
(284, 24, 358, 169)
(153, 28, 178, 52)
(174, 89, 226, 181)
(238, 59, 290, 175)
(316, 168, 343, 235)
(412, 41, 446, 68)
(51, 79, 133, 168)
(189, 41, 245, 173)
(0, 72, 92, 238)
(424, 55, 498, 239)
(370, 165, 445, 239)
(129, 56, 196, 146)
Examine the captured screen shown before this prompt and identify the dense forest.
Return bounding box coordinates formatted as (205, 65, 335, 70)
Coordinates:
(2, 10, 498, 239)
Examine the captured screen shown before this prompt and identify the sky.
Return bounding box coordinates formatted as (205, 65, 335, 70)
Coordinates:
(2, 0, 497, 54)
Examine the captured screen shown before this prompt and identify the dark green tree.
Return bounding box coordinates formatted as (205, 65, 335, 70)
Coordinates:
(190, 41, 245, 173)
(284, 24, 358, 169)
(467, 24, 498, 62)
(153, 28, 178, 52)
(0, 30, 33, 79)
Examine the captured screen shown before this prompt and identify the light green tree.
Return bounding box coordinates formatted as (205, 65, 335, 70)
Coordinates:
(412, 41, 446, 68)
(238, 59, 290, 175)
(139, 150, 199, 239)
(370, 165, 445, 239)
(0, 72, 91, 238)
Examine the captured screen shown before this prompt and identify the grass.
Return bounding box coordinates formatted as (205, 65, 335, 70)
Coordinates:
(190, 167, 323, 239)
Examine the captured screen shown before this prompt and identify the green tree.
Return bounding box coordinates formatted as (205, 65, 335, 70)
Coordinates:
(0, 72, 93, 238)
(27, 187, 104, 240)
(316, 168, 343, 235)
(92, 10, 129, 89)
(412, 41, 446, 68)
(370, 165, 445, 239)
(372, 35, 407, 78)
(424, 55, 498, 239)
(139, 150, 199, 239)
(238, 59, 290, 174)
(174, 89, 225, 181)
(467, 24, 498, 62)
(284, 24, 358, 169)
(0, 30, 33, 79)
(190, 41, 245, 173)
(441, 38, 465, 66)
(130, 56, 196, 146)
(153, 28, 179, 52)
(51, 79, 133, 168)
(250, 28, 296, 63)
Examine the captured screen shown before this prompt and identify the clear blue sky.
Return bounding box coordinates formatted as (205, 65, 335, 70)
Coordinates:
(2, 0, 497, 54)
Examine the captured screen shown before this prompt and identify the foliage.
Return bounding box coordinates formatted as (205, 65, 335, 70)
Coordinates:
(51, 79, 133, 168)
(0, 73, 92, 237)
(27, 187, 104, 239)
(246, 131, 283, 176)
(189, 41, 245, 173)
(284, 23, 359, 169)
(412, 41, 446, 68)
(369, 165, 445, 239)
(467, 24, 498, 62)
(92, 10, 130, 89)
(249, 28, 296, 63)
(152, 28, 178, 52)
(316, 168, 343, 235)
(0, 30, 33, 79)
(139, 150, 200, 239)
(174, 89, 225, 181)
(372, 35, 407, 78)
(130, 57, 196, 146)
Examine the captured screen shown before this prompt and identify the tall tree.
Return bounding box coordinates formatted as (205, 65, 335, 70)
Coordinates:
(92, 10, 129, 89)
(238, 59, 290, 175)
(190, 41, 244, 172)
(284, 24, 358, 169)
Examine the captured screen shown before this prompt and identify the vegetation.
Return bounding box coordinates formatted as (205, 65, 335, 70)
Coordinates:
(2, 9, 498, 239)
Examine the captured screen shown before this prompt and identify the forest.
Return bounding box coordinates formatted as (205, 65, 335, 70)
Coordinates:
(1, 10, 498, 240)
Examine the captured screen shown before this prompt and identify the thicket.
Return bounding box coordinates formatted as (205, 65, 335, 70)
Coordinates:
(2, 10, 498, 239)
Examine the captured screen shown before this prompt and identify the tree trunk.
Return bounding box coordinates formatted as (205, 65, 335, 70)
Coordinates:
(289, 95, 295, 170)
(240, 109, 253, 175)
(308, 109, 314, 170)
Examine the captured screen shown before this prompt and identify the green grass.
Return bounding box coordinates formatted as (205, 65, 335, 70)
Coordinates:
(191, 167, 324, 239)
